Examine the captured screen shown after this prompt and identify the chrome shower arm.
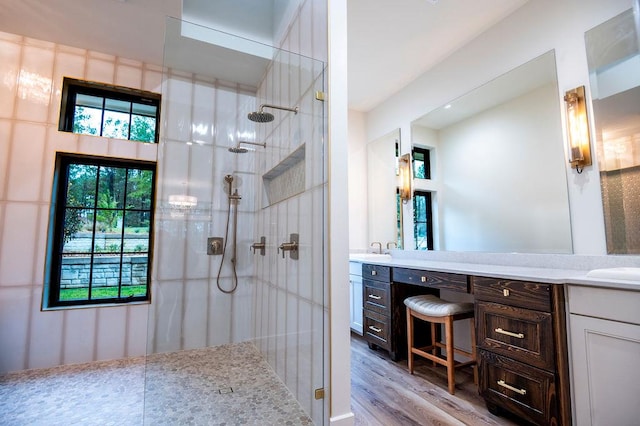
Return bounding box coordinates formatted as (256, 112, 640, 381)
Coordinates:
(259, 104, 299, 114)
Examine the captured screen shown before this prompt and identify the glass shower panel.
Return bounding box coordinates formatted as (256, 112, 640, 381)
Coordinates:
(143, 17, 326, 425)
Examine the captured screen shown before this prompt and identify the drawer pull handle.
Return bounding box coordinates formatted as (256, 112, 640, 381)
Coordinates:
(371, 270, 377, 276)
(497, 380, 527, 395)
(368, 294, 381, 300)
(495, 328, 525, 339)
(503, 289, 510, 297)
(421, 276, 427, 282)
(368, 326, 382, 333)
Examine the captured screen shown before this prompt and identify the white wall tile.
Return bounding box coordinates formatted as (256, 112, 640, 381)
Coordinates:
(0, 287, 30, 373)
(7, 122, 46, 202)
(298, 191, 312, 300)
(78, 134, 110, 156)
(15, 45, 54, 123)
(0, 38, 20, 119)
(276, 287, 286, 377)
(107, 138, 138, 158)
(285, 292, 299, 392)
(0, 119, 11, 200)
(63, 308, 97, 365)
(135, 141, 158, 162)
(28, 287, 64, 369)
(151, 280, 184, 353)
(209, 283, 232, 346)
(154, 219, 186, 281)
(126, 304, 149, 357)
(142, 66, 163, 93)
(164, 76, 193, 142)
(96, 306, 128, 361)
(50, 51, 87, 125)
(115, 63, 143, 89)
(0, 203, 39, 286)
(86, 57, 115, 84)
(183, 279, 209, 349)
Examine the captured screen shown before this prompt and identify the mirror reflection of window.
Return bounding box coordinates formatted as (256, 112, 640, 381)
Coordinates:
(413, 191, 434, 250)
(412, 147, 431, 179)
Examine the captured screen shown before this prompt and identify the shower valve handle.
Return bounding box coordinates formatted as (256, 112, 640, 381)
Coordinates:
(278, 234, 299, 260)
(250, 236, 266, 256)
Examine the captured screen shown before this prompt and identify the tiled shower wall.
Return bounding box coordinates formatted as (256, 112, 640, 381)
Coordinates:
(250, 1, 328, 422)
(0, 31, 159, 373)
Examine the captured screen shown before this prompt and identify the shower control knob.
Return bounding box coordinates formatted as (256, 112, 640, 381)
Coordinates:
(278, 233, 299, 260)
(250, 236, 266, 256)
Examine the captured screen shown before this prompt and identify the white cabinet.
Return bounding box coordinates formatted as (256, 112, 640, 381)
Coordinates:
(568, 285, 640, 426)
(349, 261, 363, 335)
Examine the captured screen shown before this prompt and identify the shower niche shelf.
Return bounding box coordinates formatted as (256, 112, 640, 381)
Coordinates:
(263, 144, 305, 206)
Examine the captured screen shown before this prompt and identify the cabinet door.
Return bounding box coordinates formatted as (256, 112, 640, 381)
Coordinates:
(350, 274, 363, 334)
(570, 314, 640, 426)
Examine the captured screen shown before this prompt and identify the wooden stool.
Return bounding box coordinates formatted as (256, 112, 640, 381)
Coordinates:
(404, 294, 478, 394)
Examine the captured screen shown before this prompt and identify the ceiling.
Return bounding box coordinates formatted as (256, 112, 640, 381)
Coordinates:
(0, 0, 528, 111)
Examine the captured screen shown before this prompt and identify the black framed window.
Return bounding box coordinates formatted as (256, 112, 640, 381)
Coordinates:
(59, 77, 160, 143)
(413, 191, 434, 250)
(44, 153, 156, 308)
(412, 146, 431, 179)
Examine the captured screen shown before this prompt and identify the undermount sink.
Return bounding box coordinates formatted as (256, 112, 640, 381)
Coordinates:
(349, 253, 392, 261)
(586, 267, 640, 282)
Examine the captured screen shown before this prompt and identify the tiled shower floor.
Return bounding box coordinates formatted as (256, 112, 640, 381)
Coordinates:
(0, 342, 313, 425)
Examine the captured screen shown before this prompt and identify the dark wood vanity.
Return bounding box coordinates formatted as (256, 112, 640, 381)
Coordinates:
(361, 263, 571, 426)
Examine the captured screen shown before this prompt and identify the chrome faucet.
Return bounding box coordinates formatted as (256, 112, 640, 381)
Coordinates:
(370, 242, 382, 254)
(386, 242, 397, 250)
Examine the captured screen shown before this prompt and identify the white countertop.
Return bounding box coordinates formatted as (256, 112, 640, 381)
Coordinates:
(349, 253, 640, 291)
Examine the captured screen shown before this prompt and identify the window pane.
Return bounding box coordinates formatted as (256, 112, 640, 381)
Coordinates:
(91, 257, 121, 299)
(76, 94, 103, 108)
(66, 164, 98, 207)
(414, 159, 426, 179)
(73, 106, 101, 136)
(102, 110, 130, 139)
(130, 115, 156, 142)
(62, 208, 94, 254)
(126, 169, 153, 209)
(105, 98, 131, 113)
(132, 102, 157, 117)
(123, 212, 149, 253)
(95, 211, 123, 250)
(414, 195, 426, 218)
(415, 223, 428, 250)
(98, 166, 127, 209)
(121, 259, 148, 297)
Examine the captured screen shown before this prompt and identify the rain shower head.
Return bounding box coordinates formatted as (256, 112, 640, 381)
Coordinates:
(228, 140, 266, 153)
(228, 146, 249, 153)
(248, 104, 299, 123)
(248, 111, 275, 123)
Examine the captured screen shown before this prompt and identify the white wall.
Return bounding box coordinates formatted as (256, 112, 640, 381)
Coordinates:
(351, 0, 635, 255)
(347, 110, 367, 251)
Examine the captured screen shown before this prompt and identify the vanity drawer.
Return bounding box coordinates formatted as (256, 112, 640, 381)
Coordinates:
(363, 279, 390, 314)
(364, 310, 390, 349)
(473, 277, 551, 311)
(479, 350, 557, 426)
(476, 301, 555, 370)
(362, 264, 391, 282)
(394, 268, 469, 292)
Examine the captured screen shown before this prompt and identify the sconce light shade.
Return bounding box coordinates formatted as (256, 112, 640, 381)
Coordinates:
(564, 86, 592, 173)
(398, 153, 412, 202)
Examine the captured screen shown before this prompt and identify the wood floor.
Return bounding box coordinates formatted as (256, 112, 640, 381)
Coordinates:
(350, 333, 522, 426)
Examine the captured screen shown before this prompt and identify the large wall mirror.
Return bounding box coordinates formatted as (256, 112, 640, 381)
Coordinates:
(586, 2, 640, 254)
(409, 50, 573, 253)
(367, 129, 402, 249)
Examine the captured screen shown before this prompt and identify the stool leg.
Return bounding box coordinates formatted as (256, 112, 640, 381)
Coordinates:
(406, 307, 414, 374)
(430, 322, 437, 367)
(470, 317, 478, 386)
(445, 316, 456, 394)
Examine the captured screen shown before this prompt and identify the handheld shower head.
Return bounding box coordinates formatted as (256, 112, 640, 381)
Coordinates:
(248, 104, 298, 123)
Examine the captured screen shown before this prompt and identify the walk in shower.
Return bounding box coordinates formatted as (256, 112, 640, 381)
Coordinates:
(145, 14, 327, 424)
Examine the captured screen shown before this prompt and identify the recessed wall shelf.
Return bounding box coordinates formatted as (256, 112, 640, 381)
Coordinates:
(263, 144, 306, 206)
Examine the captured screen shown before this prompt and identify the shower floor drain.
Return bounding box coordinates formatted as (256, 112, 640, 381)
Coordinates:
(217, 387, 234, 394)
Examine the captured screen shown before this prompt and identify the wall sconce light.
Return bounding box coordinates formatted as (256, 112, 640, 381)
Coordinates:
(563, 86, 592, 173)
(398, 153, 412, 203)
